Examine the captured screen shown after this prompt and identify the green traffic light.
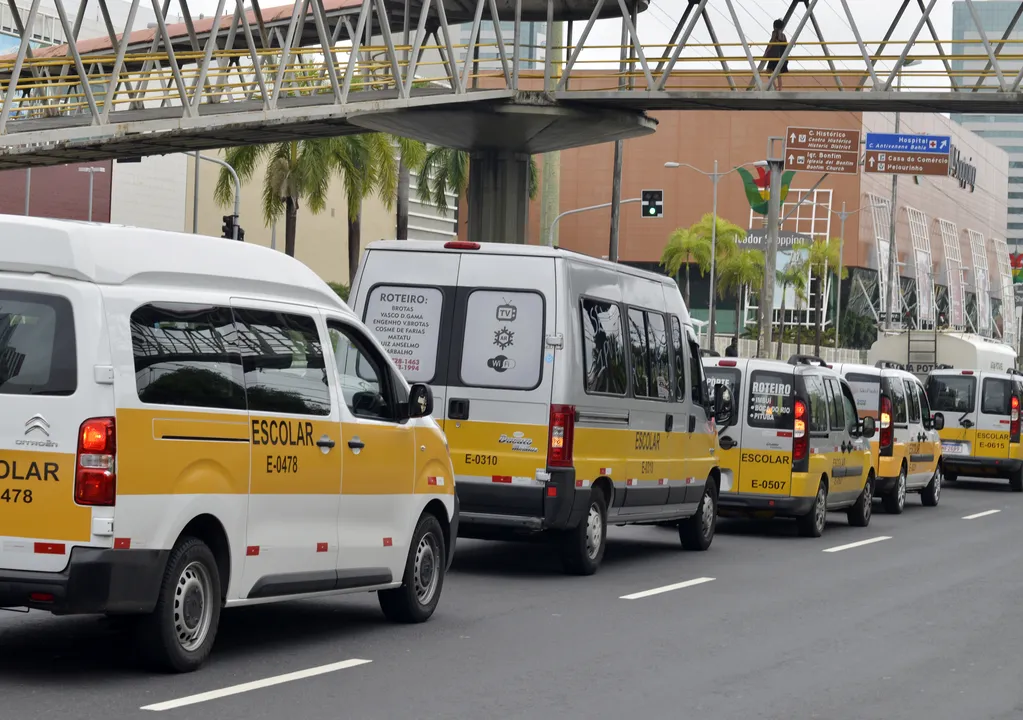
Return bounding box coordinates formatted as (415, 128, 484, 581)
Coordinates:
(648, 207, 656, 215)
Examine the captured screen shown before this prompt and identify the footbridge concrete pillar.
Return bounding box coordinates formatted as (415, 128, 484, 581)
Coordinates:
(466, 149, 531, 244)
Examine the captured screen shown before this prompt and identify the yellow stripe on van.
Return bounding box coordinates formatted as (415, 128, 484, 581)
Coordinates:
(447, 420, 549, 479)
(0, 449, 90, 541)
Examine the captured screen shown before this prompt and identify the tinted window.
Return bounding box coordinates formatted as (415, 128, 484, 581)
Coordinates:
(748, 370, 795, 430)
(328, 323, 395, 421)
(886, 376, 909, 425)
(840, 383, 858, 435)
(803, 373, 829, 433)
(687, 328, 707, 406)
(0, 290, 76, 397)
(825, 377, 845, 431)
(705, 366, 740, 427)
(131, 303, 245, 410)
(905, 378, 922, 423)
(982, 377, 1012, 415)
(362, 284, 443, 382)
(646, 312, 671, 400)
(926, 375, 976, 413)
(846, 372, 881, 418)
(232, 309, 331, 416)
(581, 298, 627, 395)
(628, 308, 652, 398)
(917, 382, 933, 417)
(462, 289, 544, 390)
(670, 316, 686, 401)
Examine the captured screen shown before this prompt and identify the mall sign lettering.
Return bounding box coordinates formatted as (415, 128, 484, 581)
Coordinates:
(948, 144, 977, 193)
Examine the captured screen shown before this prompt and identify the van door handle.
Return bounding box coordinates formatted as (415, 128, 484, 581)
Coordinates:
(348, 437, 365, 451)
(665, 414, 674, 432)
(316, 437, 336, 449)
(719, 436, 736, 450)
(688, 415, 697, 433)
(449, 398, 470, 421)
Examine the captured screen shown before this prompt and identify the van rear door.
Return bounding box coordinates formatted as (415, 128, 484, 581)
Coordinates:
(926, 372, 978, 460)
(976, 374, 1012, 460)
(703, 362, 741, 494)
(740, 368, 795, 496)
(354, 249, 459, 432)
(0, 280, 110, 574)
(443, 253, 556, 518)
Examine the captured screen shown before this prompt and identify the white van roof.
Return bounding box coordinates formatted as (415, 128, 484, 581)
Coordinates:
(366, 239, 681, 288)
(0, 215, 351, 313)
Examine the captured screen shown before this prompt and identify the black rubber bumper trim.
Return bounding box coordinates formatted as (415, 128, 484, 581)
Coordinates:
(944, 456, 1023, 478)
(718, 493, 817, 516)
(0, 547, 169, 615)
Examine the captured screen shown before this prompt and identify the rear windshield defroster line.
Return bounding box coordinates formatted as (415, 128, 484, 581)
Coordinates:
(0, 290, 77, 397)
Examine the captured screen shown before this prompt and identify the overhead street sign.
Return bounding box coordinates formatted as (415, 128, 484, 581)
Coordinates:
(864, 150, 950, 176)
(784, 126, 861, 175)
(865, 133, 951, 154)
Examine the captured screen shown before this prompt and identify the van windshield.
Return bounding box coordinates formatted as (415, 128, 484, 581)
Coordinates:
(845, 372, 880, 418)
(747, 370, 794, 430)
(926, 375, 976, 414)
(0, 290, 77, 396)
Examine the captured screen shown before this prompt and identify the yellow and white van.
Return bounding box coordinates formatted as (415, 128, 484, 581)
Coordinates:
(351, 240, 732, 575)
(0, 216, 457, 672)
(833, 362, 944, 512)
(702, 355, 876, 537)
(926, 366, 1023, 491)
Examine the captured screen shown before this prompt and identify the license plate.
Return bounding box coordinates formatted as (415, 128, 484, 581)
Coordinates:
(942, 442, 968, 456)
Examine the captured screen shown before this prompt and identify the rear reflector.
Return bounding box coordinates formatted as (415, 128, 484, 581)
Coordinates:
(444, 241, 480, 250)
(546, 485, 557, 497)
(29, 593, 54, 603)
(34, 542, 65, 555)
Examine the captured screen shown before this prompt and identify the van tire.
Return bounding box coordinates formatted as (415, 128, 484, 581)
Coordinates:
(680, 479, 717, 551)
(379, 513, 446, 623)
(1010, 468, 1023, 493)
(882, 467, 907, 514)
(136, 537, 222, 673)
(561, 490, 607, 575)
(797, 481, 828, 538)
(847, 475, 873, 527)
(921, 465, 942, 507)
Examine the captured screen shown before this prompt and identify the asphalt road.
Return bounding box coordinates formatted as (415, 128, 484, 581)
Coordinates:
(3, 477, 1023, 720)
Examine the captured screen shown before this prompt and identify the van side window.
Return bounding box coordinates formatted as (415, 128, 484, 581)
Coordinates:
(130, 303, 245, 410)
(627, 308, 653, 398)
(824, 377, 844, 431)
(645, 312, 671, 400)
(916, 382, 933, 418)
(328, 322, 395, 422)
(580, 298, 627, 396)
(461, 289, 544, 390)
(803, 374, 829, 433)
(840, 384, 859, 435)
(232, 309, 331, 416)
(748, 370, 795, 430)
(686, 329, 707, 406)
(906, 379, 922, 423)
(981, 378, 1011, 415)
(670, 316, 686, 401)
(885, 377, 909, 426)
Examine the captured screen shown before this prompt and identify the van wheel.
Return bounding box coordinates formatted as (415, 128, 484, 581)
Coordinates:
(797, 482, 828, 538)
(680, 479, 717, 551)
(136, 537, 222, 673)
(921, 465, 942, 507)
(1010, 468, 1023, 493)
(847, 475, 873, 527)
(379, 513, 446, 623)
(561, 490, 607, 575)
(882, 467, 907, 514)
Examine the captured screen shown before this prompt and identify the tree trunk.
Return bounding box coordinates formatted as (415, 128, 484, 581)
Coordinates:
(734, 283, 742, 351)
(348, 202, 363, 284)
(684, 258, 691, 307)
(814, 273, 824, 357)
(776, 288, 788, 360)
(284, 196, 298, 258)
(795, 295, 803, 355)
(396, 159, 410, 240)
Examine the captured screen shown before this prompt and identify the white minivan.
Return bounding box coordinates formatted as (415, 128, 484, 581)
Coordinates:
(351, 240, 733, 575)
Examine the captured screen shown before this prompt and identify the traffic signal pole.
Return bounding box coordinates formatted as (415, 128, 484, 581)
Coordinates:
(547, 198, 642, 250)
(196, 153, 241, 240)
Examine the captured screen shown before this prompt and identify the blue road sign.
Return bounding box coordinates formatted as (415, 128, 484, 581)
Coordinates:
(865, 133, 951, 154)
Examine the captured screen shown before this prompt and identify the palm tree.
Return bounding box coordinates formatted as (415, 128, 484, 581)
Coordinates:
(775, 250, 809, 359)
(416, 147, 540, 230)
(215, 140, 336, 258)
(660, 227, 709, 307)
(805, 237, 847, 356)
(717, 249, 765, 351)
(394, 136, 427, 240)
(688, 213, 744, 347)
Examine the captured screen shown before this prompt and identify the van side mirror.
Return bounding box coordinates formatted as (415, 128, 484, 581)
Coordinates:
(861, 416, 876, 439)
(407, 383, 434, 419)
(932, 412, 945, 431)
(714, 383, 733, 426)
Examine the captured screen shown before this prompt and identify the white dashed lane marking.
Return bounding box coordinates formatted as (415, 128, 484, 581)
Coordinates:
(822, 536, 892, 553)
(620, 577, 716, 600)
(962, 509, 1001, 520)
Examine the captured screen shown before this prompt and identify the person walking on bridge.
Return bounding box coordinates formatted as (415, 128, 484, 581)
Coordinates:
(765, 19, 790, 91)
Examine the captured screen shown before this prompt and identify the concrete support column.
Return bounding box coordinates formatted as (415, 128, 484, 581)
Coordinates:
(467, 149, 531, 244)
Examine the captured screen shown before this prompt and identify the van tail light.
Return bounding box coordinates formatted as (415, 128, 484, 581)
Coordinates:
(75, 417, 116, 506)
(879, 395, 893, 456)
(547, 404, 576, 468)
(793, 399, 808, 468)
(1012, 396, 1021, 443)
(444, 241, 480, 250)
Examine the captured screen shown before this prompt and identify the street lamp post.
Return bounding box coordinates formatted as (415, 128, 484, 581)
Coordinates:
(77, 166, 106, 222)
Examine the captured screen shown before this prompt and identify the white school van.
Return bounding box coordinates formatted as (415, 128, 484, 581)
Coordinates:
(0, 216, 457, 672)
(351, 240, 733, 575)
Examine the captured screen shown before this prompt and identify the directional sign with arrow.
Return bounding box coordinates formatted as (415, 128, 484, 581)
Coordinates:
(784, 126, 861, 175)
(864, 132, 951, 176)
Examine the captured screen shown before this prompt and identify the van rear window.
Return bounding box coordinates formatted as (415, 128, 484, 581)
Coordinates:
(926, 375, 976, 413)
(981, 378, 1011, 415)
(747, 370, 794, 429)
(0, 290, 77, 396)
(845, 373, 880, 418)
(363, 285, 443, 383)
(705, 367, 739, 427)
(460, 289, 544, 390)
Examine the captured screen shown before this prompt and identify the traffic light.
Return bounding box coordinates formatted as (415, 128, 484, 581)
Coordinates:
(236, 224, 245, 242)
(221, 214, 235, 239)
(641, 189, 663, 218)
